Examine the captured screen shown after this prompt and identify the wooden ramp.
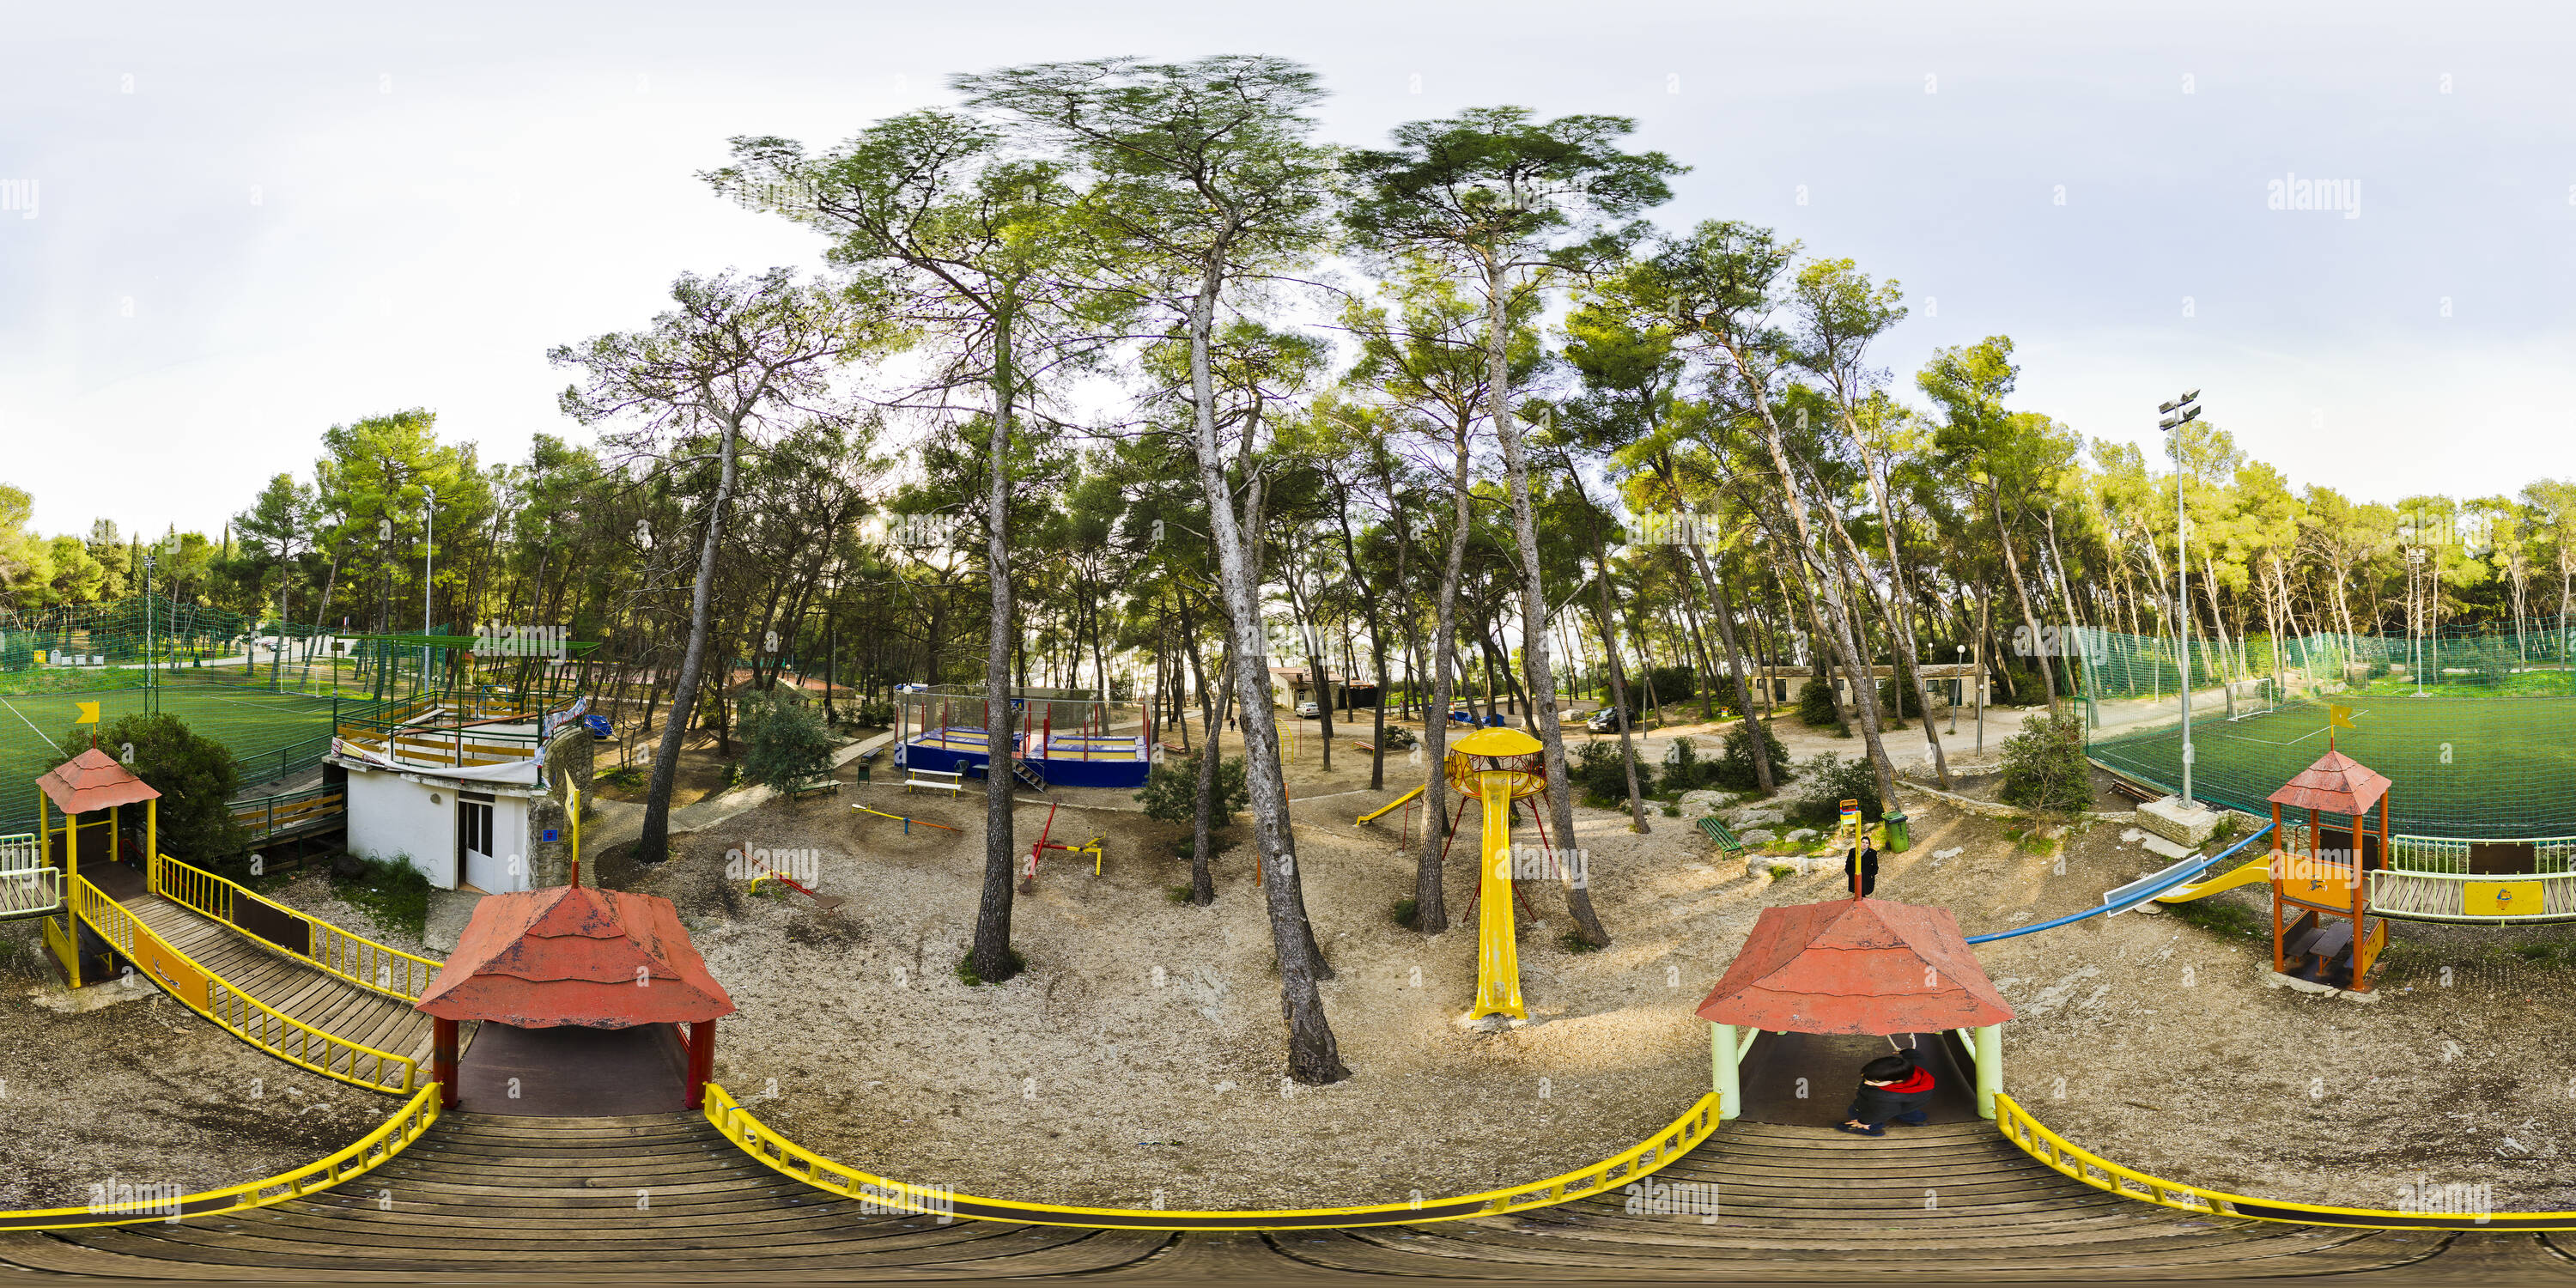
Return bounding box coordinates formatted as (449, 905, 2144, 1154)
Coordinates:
(124, 893, 439, 1091)
(3, 1116, 2554, 1281)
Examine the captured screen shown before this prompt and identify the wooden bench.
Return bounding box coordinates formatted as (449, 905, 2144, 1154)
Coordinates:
(905, 768, 966, 797)
(1695, 816, 1748, 857)
(786, 776, 840, 800)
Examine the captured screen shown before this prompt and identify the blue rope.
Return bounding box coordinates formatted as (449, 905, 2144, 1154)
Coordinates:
(1965, 820, 2277, 945)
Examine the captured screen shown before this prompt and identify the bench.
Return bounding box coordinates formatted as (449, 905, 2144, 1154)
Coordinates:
(1695, 816, 1747, 856)
(787, 777, 841, 800)
(905, 769, 967, 797)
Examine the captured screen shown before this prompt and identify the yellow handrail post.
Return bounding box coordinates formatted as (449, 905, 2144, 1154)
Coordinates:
(64, 805, 78, 988)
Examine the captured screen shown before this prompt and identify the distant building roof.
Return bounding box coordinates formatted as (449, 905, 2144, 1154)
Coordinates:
(416, 885, 734, 1029)
(37, 748, 162, 816)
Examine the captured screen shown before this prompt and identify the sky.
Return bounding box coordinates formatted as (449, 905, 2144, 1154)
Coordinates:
(6, 0, 2574, 539)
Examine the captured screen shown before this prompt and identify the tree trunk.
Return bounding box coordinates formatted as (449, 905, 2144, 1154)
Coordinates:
(969, 306, 1022, 986)
(639, 416, 741, 866)
(1415, 422, 1475, 935)
(1185, 254, 1345, 1084)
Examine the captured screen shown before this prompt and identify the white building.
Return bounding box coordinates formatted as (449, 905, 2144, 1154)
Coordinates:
(325, 696, 589, 894)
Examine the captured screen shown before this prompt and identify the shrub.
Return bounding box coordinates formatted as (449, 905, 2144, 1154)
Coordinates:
(2366, 660, 2391, 679)
(1711, 720, 1791, 793)
(1768, 864, 1798, 880)
(1997, 713, 2092, 815)
(1373, 722, 1419, 750)
(738, 689, 835, 793)
(1790, 752, 1882, 827)
(597, 764, 645, 788)
(58, 713, 242, 865)
(853, 701, 895, 727)
(1795, 677, 1843, 727)
(1574, 739, 1651, 806)
(1878, 670, 1923, 720)
(1662, 735, 1710, 792)
(1133, 750, 1249, 826)
(1392, 897, 1419, 929)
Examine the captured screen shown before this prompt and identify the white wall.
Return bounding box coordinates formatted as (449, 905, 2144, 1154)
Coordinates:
(345, 769, 458, 888)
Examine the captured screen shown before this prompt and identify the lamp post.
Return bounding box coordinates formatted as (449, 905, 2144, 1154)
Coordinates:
(2159, 389, 2202, 805)
(142, 550, 155, 713)
(2406, 546, 2427, 697)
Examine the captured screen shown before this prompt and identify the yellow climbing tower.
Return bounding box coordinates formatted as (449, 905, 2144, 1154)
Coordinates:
(1447, 726, 1548, 1022)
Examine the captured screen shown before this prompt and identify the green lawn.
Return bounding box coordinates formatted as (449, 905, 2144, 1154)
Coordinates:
(0, 684, 339, 838)
(2087, 695, 2576, 840)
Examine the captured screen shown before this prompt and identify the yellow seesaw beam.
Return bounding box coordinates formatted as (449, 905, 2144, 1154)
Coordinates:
(2155, 857, 2273, 902)
(1356, 784, 1426, 825)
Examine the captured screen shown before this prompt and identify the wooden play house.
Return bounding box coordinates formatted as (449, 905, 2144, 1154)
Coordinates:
(2265, 750, 2391, 992)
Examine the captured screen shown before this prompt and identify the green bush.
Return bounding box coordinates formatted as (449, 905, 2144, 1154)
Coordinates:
(1795, 677, 1843, 727)
(1392, 897, 1419, 928)
(2366, 660, 2391, 679)
(58, 713, 242, 865)
(1790, 752, 1881, 827)
(1878, 671, 1923, 720)
(854, 701, 896, 727)
(1998, 713, 2092, 814)
(597, 764, 645, 788)
(1134, 750, 1249, 826)
(1574, 739, 1651, 805)
(737, 689, 834, 793)
(1662, 736, 1710, 792)
(1711, 721, 1790, 793)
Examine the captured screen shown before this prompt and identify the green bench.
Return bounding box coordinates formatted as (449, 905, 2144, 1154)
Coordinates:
(1695, 815, 1747, 856)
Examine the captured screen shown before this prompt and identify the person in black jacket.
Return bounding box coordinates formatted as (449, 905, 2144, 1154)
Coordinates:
(1838, 1054, 1935, 1135)
(1849, 839, 1880, 898)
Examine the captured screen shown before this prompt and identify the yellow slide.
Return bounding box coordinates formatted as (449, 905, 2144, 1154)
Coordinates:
(2155, 857, 2273, 902)
(1472, 769, 1527, 1021)
(1356, 784, 1426, 826)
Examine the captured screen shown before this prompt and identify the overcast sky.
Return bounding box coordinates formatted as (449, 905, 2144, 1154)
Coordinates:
(7, 0, 2573, 538)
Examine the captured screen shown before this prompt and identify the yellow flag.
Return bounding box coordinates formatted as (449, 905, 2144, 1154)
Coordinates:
(2329, 704, 2356, 730)
(74, 702, 100, 725)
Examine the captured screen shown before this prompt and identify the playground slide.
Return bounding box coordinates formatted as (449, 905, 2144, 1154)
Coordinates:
(2154, 857, 2273, 903)
(1965, 822, 2276, 945)
(1471, 772, 1526, 1021)
(1356, 784, 1426, 825)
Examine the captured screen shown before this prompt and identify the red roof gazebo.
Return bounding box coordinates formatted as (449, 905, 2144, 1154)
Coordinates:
(416, 885, 734, 1109)
(2265, 750, 2391, 992)
(1695, 897, 2014, 1121)
(36, 750, 161, 987)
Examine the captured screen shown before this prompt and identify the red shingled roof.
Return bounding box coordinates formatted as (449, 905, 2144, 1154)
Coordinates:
(2267, 750, 2391, 817)
(416, 885, 735, 1028)
(36, 749, 162, 816)
(1695, 897, 2015, 1035)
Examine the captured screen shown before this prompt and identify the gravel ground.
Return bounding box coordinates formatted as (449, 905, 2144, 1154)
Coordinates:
(3, 700, 2565, 1221)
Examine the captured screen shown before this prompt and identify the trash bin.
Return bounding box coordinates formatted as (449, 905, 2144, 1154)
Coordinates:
(1880, 809, 1910, 853)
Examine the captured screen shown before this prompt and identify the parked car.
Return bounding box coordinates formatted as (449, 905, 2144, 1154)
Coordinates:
(1296, 701, 1321, 718)
(1585, 708, 1630, 733)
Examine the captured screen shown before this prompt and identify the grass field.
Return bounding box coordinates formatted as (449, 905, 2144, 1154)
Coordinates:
(2088, 694, 2576, 839)
(0, 683, 340, 838)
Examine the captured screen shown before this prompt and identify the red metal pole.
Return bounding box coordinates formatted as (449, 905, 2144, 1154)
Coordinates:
(434, 1018, 459, 1108)
(684, 1019, 714, 1109)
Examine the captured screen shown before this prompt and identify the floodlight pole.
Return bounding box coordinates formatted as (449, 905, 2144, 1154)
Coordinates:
(143, 551, 155, 713)
(2159, 390, 2202, 805)
(423, 486, 436, 697)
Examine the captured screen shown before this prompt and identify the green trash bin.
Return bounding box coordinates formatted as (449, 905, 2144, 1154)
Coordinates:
(1880, 809, 1910, 854)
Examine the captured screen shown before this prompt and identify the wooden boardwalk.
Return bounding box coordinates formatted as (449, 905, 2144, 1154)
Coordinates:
(126, 893, 439, 1091)
(4, 1115, 2567, 1281)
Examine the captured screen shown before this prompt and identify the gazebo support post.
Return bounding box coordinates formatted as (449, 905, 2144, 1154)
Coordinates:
(1710, 1024, 1741, 1120)
(1973, 1024, 2002, 1120)
(433, 1018, 459, 1108)
(684, 1019, 714, 1110)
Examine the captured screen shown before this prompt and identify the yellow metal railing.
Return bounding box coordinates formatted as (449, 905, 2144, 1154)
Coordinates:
(70, 877, 420, 1094)
(702, 1083, 1720, 1230)
(42, 909, 76, 978)
(1995, 1093, 2576, 1230)
(151, 854, 443, 1000)
(0, 1083, 440, 1230)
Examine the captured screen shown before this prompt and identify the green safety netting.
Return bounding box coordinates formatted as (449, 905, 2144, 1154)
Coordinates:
(2071, 619, 2576, 841)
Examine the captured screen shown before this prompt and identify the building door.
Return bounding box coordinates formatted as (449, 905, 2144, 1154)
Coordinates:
(458, 796, 500, 891)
